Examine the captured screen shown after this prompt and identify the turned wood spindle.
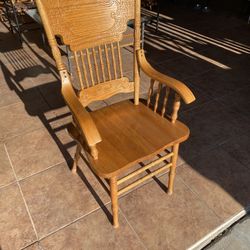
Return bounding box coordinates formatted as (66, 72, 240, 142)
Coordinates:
(110, 43, 117, 79)
(147, 79, 155, 107)
(104, 44, 111, 81)
(171, 93, 181, 123)
(98, 45, 106, 82)
(117, 42, 123, 78)
(161, 87, 170, 117)
(154, 82, 162, 112)
(86, 48, 94, 86)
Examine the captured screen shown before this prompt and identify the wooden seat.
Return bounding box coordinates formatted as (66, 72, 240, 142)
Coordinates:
(90, 100, 189, 178)
(36, 0, 195, 228)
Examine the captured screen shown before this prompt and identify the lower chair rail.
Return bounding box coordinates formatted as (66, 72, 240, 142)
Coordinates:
(117, 152, 173, 185)
(116, 151, 174, 196)
(118, 162, 172, 196)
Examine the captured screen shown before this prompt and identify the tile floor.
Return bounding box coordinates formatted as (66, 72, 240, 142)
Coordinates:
(0, 5, 250, 250)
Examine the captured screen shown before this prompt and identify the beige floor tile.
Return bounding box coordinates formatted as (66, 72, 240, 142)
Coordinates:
(24, 243, 42, 250)
(48, 113, 77, 160)
(40, 206, 145, 250)
(221, 133, 250, 168)
(121, 52, 134, 73)
(0, 48, 57, 90)
(179, 100, 250, 160)
(38, 80, 66, 110)
(185, 70, 249, 100)
(20, 162, 110, 238)
(217, 85, 250, 119)
(157, 55, 213, 81)
(0, 102, 43, 141)
(0, 87, 28, 109)
(0, 183, 36, 250)
(5, 128, 64, 180)
(0, 144, 15, 188)
(178, 148, 250, 220)
(0, 62, 50, 112)
(119, 177, 221, 250)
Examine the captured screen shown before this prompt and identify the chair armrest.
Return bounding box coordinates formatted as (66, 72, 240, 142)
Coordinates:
(60, 70, 102, 148)
(137, 49, 196, 104)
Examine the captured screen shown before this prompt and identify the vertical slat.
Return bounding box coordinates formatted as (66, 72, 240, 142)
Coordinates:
(110, 43, 117, 79)
(161, 87, 170, 117)
(117, 42, 123, 78)
(154, 82, 162, 112)
(73, 51, 84, 89)
(147, 79, 155, 107)
(171, 93, 181, 123)
(104, 44, 111, 81)
(86, 48, 95, 86)
(98, 45, 106, 82)
(80, 51, 89, 88)
(92, 47, 100, 84)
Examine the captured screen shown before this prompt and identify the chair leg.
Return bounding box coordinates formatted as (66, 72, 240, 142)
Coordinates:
(72, 143, 81, 174)
(168, 143, 179, 195)
(110, 176, 119, 228)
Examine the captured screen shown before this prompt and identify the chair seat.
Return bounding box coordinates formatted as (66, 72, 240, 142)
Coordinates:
(88, 100, 189, 178)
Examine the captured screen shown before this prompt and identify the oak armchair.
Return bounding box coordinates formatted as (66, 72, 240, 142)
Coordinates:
(36, 0, 195, 228)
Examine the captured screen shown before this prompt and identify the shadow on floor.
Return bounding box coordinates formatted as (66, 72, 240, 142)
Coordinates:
(0, 4, 249, 227)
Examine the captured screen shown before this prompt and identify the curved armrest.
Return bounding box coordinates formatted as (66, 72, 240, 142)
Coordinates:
(137, 49, 196, 104)
(60, 70, 102, 147)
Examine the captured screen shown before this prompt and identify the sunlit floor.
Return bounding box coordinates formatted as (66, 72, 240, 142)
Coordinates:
(0, 6, 250, 250)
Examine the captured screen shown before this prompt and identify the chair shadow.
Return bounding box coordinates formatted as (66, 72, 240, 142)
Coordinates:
(1, 3, 250, 228)
(77, 153, 113, 224)
(0, 31, 114, 222)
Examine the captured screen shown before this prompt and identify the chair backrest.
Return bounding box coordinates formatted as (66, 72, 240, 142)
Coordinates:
(36, 0, 141, 106)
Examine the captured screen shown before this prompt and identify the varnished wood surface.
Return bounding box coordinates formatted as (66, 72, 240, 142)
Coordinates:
(79, 77, 134, 107)
(88, 100, 189, 178)
(60, 70, 102, 148)
(137, 49, 196, 104)
(37, 0, 135, 51)
(36, 0, 195, 228)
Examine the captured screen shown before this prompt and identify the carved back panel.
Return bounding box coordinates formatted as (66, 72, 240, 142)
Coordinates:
(36, 0, 141, 106)
(38, 0, 135, 51)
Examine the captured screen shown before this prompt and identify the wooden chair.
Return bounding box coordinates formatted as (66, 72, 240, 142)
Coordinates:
(36, 0, 195, 228)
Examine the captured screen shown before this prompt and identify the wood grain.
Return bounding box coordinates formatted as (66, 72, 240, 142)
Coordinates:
(79, 77, 134, 107)
(88, 100, 190, 178)
(36, 0, 195, 228)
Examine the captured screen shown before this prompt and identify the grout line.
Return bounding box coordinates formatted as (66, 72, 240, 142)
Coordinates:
(17, 160, 66, 183)
(177, 175, 222, 221)
(188, 208, 249, 250)
(38, 200, 111, 242)
(177, 175, 250, 249)
(0, 180, 17, 191)
(219, 147, 250, 171)
(2, 125, 44, 144)
(0, 99, 26, 110)
(36, 169, 168, 244)
(4, 144, 39, 241)
(119, 208, 148, 250)
(20, 240, 39, 250)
